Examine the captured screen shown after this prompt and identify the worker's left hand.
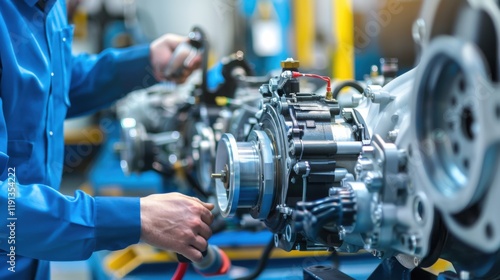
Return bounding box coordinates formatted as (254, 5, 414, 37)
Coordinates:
(139, 192, 214, 262)
(150, 33, 202, 84)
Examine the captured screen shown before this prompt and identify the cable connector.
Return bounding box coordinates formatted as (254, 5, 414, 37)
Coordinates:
(174, 245, 230, 279)
(288, 71, 333, 100)
(193, 245, 231, 276)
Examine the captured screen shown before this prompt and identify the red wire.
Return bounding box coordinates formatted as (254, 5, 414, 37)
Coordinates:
(291, 71, 331, 92)
(172, 263, 189, 280)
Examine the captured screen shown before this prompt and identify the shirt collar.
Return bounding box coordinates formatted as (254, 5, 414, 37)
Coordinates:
(24, 0, 40, 6)
(24, 0, 56, 11)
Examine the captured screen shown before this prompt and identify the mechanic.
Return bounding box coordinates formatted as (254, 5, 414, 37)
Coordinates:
(0, 1, 213, 279)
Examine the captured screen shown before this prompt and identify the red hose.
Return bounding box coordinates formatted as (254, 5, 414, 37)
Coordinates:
(172, 263, 189, 280)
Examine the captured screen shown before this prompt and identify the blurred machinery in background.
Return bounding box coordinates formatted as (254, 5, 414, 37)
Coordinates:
(210, 0, 500, 279)
(117, 53, 260, 196)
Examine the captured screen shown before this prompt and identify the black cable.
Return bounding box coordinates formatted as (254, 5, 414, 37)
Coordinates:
(234, 236, 275, 280)
(332, 80, 364, 100)
(331, 249, 340, 269)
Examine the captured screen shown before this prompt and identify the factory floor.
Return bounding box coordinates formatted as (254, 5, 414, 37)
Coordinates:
(51, 260, 91, 280)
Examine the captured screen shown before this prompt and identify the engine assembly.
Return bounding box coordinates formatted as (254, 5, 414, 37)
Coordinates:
(212, 0, 500, 278)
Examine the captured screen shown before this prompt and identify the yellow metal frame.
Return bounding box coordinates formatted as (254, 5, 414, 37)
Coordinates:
(104, 244, 177, 279)
(64, 124, 104, 145)
(292, 0, 354, 77)
(424, 258, 455, 276)
(332, 0, 354, 79)
(294, 0, 315, 68)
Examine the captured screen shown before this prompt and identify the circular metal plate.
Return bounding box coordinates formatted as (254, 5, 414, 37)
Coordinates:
(214, 133, 240, 217)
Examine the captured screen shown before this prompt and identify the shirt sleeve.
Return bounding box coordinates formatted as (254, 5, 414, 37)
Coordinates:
(67, 44, 158, 118)
(0, 98, 141, 261)
(0, 183, 141, 261)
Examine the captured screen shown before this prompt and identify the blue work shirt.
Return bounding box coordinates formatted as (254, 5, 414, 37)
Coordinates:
(0, 1, 158, 279)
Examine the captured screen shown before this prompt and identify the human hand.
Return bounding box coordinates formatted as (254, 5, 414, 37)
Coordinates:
(140, 192, 214, 262)
(150, 34, 202, 84)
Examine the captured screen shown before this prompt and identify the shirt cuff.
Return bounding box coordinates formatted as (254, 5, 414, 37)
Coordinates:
(94, 196, 141, 251)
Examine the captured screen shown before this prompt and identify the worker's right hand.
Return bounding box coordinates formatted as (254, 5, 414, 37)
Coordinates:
(150, 34, 202, 84)
(140, 192, 214, 262)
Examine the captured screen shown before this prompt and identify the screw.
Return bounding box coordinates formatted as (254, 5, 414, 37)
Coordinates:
(211, 173, 224, 180)
(388, 130, 398, 141)
(355, 164, 362, 173)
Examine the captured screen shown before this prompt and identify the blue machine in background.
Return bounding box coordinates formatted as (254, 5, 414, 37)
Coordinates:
(238, 0, 292, 75)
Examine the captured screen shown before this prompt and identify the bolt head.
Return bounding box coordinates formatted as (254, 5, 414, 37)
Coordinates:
(259, 84, 269, 95)
(281, 58, 300, 69)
